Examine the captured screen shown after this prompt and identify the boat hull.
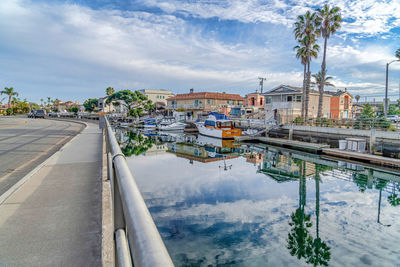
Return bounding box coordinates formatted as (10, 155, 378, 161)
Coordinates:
(158, 122, 186, 131)
(196, 124, 241, 139)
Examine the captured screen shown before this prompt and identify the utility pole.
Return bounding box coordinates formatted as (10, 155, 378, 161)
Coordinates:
(258, 77, 266, 93)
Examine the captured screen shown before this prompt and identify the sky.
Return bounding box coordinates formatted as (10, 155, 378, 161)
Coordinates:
(0, 0, 400, 104)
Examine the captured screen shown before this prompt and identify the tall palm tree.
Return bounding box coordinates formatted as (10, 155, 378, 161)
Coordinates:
(294, 41, 319, 119)
(355, 95, 360, 103)
(106, 87, 115, 96)
(316, 5, 342, 118)
(0, 87, 18, 107)
(311, 71, 335, 118)
(294, 11, 319, 120)
(40, 98, 44, 107)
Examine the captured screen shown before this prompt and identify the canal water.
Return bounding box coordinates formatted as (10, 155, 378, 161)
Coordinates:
(116, 129, 400, 267)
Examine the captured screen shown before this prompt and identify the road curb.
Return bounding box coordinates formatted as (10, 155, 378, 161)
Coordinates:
(0, 120, 88, 205)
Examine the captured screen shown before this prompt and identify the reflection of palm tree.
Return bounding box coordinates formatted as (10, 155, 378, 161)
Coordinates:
(288, 162, 331, 266)
(288, 161, 313, 260)
(307, 164, 330, 266)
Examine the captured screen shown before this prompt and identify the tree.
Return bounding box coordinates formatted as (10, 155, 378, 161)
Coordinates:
(40, 98, 44, 107)
(294, 11, 319, 120)
(1, 87, 18, 107)
(315, 5, 342, 119)
(106, 87, 115, 96)
(294, 40, 319, 120)
(83, 98, 99, 113)
(311, 71, 335, 118)
(106, 90, 154, 117)
(355, 95, 360, 103)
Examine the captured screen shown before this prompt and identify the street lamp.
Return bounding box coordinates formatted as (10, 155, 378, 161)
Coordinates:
(384, 59, 400, 116)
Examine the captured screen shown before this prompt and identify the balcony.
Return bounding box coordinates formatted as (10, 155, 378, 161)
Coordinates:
(265, 101, 302, 111)
(166, 104, 205, 110)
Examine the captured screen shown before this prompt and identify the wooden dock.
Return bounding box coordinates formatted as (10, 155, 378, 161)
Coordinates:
(236, 136, 330, 153)
(322, 148, 400, 168)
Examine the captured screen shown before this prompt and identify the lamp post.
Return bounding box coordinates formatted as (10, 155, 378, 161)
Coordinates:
(384, 59, 400, 116)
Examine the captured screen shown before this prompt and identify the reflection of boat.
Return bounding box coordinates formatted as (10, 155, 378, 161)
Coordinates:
(158, 122, 187, 131)
(195, 113, 241, 139)
(143, 119, 159, 128)
(196, 135, 239, 148)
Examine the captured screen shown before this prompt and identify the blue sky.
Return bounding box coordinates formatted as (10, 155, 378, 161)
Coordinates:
(0, 0, 400, 103)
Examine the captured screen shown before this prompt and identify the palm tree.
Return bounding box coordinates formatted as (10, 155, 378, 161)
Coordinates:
(355, 95, 360, 103)
(294, 11, 319, 120)
(106, 87, 115, 96)
(0, 87, 18, 107)
(40, 98, 44, 107)
(294, 41, 319, 119)
(311, 71, 335, 118)
(315, 5, 342, 118)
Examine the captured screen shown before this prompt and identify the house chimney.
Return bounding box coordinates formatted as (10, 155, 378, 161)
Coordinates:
(190, 88, 194, 94)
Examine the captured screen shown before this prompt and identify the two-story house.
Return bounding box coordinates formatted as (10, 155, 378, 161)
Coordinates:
(325, 89, 353, 119)
(138, 89, 174, 109)
(262, 85, 331, 123)
(166, 89, 244, 119)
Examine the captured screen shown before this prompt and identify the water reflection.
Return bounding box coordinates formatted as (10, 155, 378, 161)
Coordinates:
(117, 128, 400, 266)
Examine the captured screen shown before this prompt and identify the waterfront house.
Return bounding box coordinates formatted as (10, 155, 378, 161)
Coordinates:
(166, 89, 244, 120)
(138, 89, 174, 109)
(325, 89, 353, 119)
(262, 85, 331, 123)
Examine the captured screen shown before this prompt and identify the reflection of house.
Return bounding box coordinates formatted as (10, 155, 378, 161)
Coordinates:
(325, 89, 353, 119)
(166, 89, 244, 119)
(139, 89, 174, 109)
(246, 153, 264, 165)
(143, 144, 168, 156)
(263, 85, 331, 123)
(167, 143, 239, 163)
(258, 149, 315, 182)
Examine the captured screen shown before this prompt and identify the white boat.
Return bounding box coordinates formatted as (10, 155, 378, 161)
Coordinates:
(158, 122, 187, 131)
(195, 113, 241, 139)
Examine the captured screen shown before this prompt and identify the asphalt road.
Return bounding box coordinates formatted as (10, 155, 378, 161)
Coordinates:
(0, 117, 83, 196)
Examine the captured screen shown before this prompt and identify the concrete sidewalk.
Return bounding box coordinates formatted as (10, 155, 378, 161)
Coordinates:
(0, 122, 103, 266)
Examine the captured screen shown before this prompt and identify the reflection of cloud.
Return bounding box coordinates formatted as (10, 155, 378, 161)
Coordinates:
(129, 153, 400, 266)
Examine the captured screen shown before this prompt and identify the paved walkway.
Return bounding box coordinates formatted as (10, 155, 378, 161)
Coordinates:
(0, 121, 103, 266)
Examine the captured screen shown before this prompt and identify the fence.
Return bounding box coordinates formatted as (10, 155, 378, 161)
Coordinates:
(290, 117, 399, 132)
(104, 116, 174, 267)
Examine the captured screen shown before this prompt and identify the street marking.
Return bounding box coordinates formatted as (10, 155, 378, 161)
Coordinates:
(0, 120, 28, 129)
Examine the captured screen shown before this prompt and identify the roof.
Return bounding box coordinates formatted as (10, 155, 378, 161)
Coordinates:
(325, 90, 353, 97)
(262, 85, 302, 96)
(167, 92, 244, 101)
(263, 84, 330, 96)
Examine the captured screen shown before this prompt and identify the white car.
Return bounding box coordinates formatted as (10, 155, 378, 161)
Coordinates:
(386, 115, 399, 123)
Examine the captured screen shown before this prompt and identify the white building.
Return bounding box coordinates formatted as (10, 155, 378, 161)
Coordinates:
(139, 89, 174, 108)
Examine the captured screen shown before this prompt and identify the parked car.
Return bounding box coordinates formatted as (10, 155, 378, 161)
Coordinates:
(34, 109, 46, 118)
(27, 110, 36, 118)
(386, 115, 399, 123)
(47, 112, 58, 117)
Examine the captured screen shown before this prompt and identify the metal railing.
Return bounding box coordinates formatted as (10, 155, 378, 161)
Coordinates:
(104, 116, 174, 267)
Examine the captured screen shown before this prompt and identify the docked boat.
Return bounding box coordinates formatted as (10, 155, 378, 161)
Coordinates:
(157, 117, 187, 131)
(195, 113, 241, 139)
(158, 122, 187, 131)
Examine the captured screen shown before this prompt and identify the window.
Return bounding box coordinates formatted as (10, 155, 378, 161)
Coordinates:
(260, 98, 263, 105)
(194, 99, 200, 106)
(238, 101, 243, 105)
(296, 95, 302, 102)
(228, 100, 234, 105)
(207, 99, 214, 104)
(287, 96, 293, 102)
(265, 97, 272, 104)
(171, 100, 177, 105)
